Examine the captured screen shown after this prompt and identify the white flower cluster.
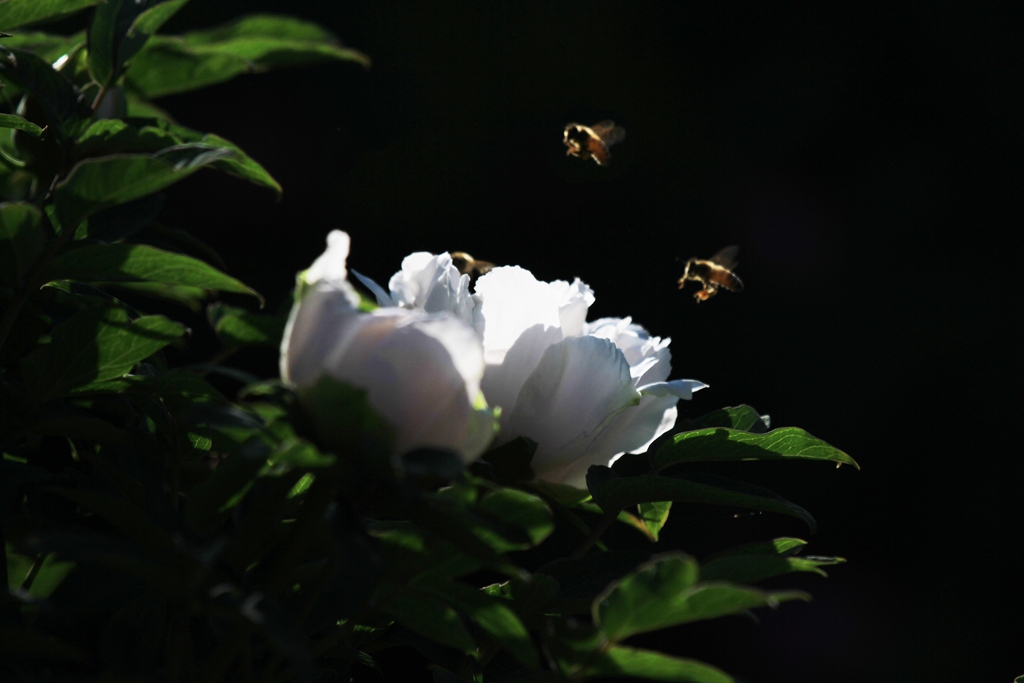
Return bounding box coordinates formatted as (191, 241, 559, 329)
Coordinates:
(281, 231, 706, 488)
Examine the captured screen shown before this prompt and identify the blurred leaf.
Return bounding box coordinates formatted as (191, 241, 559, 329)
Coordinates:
(0, 31, 85, 66)
(0, 201, 44, 286)
(207, 303, 284, 347)
(677, 405, 770, 433)
(638, 501, 672, 542)
(528, 480, 591, 507)
(0, 626, 92, 663)
(88, 0, 188, 86)
(0, 0, 98, 32)
(424, 579, 538, 668)
(700, 552, 844, 585)
(0, 46, 86, 138)
(44, 243, 261, 302)
(125, 13, 370, 98)
(299, 376, 394, 468)
(400, 448, 464, 480)
(653, 427, 858, 471)
(587, 646, 735, 683)
(594, 553, 808, 641)
(20, 306, 185, 400)
(588, 468, 817, 533)
(0, 113, 43, 136)
(541, 549, 653, 608)
(53, 144, 235, 230)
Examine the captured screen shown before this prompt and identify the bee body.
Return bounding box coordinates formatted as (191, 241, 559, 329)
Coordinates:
(677, 246, 744, 303)
(563, 121, 626, 165)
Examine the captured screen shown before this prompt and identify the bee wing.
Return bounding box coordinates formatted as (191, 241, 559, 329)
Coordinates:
(591, 120, 626, 146)
(709, 245, 740, 269)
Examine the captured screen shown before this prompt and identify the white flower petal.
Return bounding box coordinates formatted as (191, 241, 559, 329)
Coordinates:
(388, 252, 473, 323)
(507, 336, 640, 482)
(482, 323, 564, 426)
(280, 280, 361, 387)
(638, 379, 709, 399)
(305, 230, 351, 285)
(473, 266, 564, 364)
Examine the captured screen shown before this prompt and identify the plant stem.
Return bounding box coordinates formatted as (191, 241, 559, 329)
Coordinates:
(568, 510, 618, 561)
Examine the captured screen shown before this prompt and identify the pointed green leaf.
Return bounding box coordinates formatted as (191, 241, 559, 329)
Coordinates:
(124, 14, 369, 98)
(707, 537, 809, 559)
(677, 405, 770, 433)
(588, 469, 816, 533)
(424, 580, 538, 668)
(0, 0, 99, 32)
(594, 553, 808, 641)
(700, 553, 844, 585)
(381, 589, 476, 652)
(0, 201, 44, 286)
(208, 303, 284, 347)
(477, 488, 554, 548)
(44, 243, 260, 302)
(53, 144, 234, 230)
(653, 426, 858, 471)
(0, 31, 85, 67)
(588, 646, 736, 683)
(0, 47, 86, 138)
(638, 501, 672, 541)
(20, 306, 185, 400)
(0, 113, 43, 136)
(88, 0, 188, 86)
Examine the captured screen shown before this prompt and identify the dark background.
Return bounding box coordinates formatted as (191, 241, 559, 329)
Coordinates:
(154, 2, 1019, 681)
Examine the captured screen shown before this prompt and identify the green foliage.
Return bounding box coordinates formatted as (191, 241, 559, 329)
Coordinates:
(0, 5, 853, 682)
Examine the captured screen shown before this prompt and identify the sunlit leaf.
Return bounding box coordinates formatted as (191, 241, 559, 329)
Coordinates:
(208, 303, 284, 347)
(0, 113, 43, 136)
(0, 0, 98, 32)
(124, 14, 369, 98)
(676, 405, 770, 433)
(594, 553, 808, 641)
(20, 306, 186, 400)
(53, 144, 235, 230)
(587, 468, 817, 533)
(638, 501, 672, 542)
(44, 243, 261, 302)
(700, 552, 844, 585)
(653, 426, 858, 471)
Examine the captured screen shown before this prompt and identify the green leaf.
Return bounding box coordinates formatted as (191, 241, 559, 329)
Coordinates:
(381, 589, 476, 652)
(594, 553, 808, 641)
(20, 306, 186, 400)
(184, 439, 268, 537)
(707, 537, 809, 559)
(208, 303, 284, 347)
(86, 193, 164, 243)
(124, 13, 370, 98)
(0, 31, 85, 66)
(423, 579, 538, 668)
(638, 501, 672, 542)
(700, 553, 844, 585)
(53, 144, 235, 230)
(541, 549, 654, 607)
(0, 47, 86, 138)
(677, 405, 770, 433)
(0, 201, 44, 286)
(88, 0, 188, 86)
(0, 113, 43, 136)
(588, 469, 817, 533)
(477, 488, 554, 549)
(653, 426, 858, 471)
(74, 118, 282, 195)
(44, 243, 261, 302)
(587, 646, 736, 683)
(0, 0, 99, 32)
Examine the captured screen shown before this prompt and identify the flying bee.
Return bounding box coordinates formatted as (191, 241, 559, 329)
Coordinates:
(451, 252, 496, 277)
(677, 246, 744, 303)
(563, 120, 626, 165)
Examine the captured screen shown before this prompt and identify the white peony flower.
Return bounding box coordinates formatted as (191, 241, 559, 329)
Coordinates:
(378, 256, 707, 488)
(280, 231, 496, 464)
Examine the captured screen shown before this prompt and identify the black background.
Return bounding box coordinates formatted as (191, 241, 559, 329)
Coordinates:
(150, 2, 1019, 681)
